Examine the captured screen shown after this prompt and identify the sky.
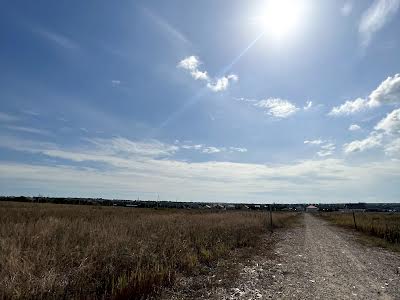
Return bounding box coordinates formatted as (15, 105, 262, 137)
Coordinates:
(1, 0, 400, 203)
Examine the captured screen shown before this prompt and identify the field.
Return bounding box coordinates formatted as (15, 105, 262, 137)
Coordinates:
(318, 212, 400, 248)
(0, 202, 297, 299)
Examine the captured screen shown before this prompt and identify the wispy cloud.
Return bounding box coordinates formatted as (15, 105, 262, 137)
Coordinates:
(111, 80, 121, 87)
(304, 139, 325, 145)
(359, 0, 400, 48)
(1, 132, 399, 202)
(329, 74, 400, 116)
(254, 98, 299, 118)
(178, 56, 238, 92)
(303, 100, 313, 110)
(0, 112, 19, 122)
(304, 140, 335, 157)
(180, 142, 247, 154)
(142, 7, 190, 46)
(33, 27, 79, 50)
(349, 124, 362, 131)
(5, 126, 51, 136)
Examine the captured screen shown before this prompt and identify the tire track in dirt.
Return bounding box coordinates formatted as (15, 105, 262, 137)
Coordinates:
(209, 214, 400, 299)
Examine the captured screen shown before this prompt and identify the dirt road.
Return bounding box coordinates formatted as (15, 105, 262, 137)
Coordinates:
(209, 213, 400, 299)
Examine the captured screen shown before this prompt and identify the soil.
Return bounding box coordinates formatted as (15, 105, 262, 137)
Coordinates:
(161, 213, 400, 299)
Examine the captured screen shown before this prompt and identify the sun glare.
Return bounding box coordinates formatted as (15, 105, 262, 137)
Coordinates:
(260, 0, 306, 40)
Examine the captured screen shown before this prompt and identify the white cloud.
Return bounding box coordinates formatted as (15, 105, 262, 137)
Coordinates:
(329, 98, 372, 116)
(181, 143, 246, 154)
(343, 132, 383, 153)
(86, 137, 179, 158)
(369, 73, 400, 106)
(317, 143, 336, 157)
(254, 98, 299, 118)
(5, 126, 51, 136)
(1, 135, 400, 202)
(374, 108, 400, 134)
(349, 124, 362, 131)
(305, 140, 335, 157)
(384, 137, 400, 157)
(0, 112, 18, 122)
(191, 70, 209, 81)
(304, 140, 325, 145)
(178, 56, 200, 71)
(303, 100, 313, 110)
(329, 74, 400, 116)
(206, 75, 238, 92)
(359, 0, 400, 47)
(202, 146, 223, 154)
(229, 147, 247, 153)
(341, 1, 353, 16)
(178, 56, 238, 92)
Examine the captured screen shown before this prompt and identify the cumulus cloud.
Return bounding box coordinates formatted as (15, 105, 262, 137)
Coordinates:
(344, 108, 400, 156)
(329, 74, 400, 116)
(178, 56, 201, 72)
(343, 132, 383, 153)
(178, 56, 238, 92)
(349, 124, 362, 131)
(359, 0, 400, 47)
(207, 75, 238, 92)
(374, 108, 400, 134)
(369, 73, 400, 106)
(329, 98, 372, 116)
(254, 98, 299, 118)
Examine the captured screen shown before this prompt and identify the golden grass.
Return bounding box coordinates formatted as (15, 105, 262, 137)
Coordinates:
(318, 212, 400, 247)
(0, 202, 297, 299)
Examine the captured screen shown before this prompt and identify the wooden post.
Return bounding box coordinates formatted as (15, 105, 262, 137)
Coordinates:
(269, 204, 273, 233)
(352, 210, 357, 230)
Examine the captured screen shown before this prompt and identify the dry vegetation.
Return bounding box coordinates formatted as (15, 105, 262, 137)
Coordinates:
(318, 212, 400, 248)
(0, 202, 297, 299)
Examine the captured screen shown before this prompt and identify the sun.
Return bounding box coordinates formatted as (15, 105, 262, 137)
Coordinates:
(260, 0, 306, 40)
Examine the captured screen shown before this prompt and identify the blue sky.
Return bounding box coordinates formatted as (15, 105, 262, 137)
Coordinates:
(1, 0, 400, 203)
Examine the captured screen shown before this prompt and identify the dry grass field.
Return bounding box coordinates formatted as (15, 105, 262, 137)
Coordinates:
(318, 212, 400, 248)
(0, 202, 297, 299)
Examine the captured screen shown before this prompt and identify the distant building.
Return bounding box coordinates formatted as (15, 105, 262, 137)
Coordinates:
(306, 205, 318, 212)
(339, 203, 366, 213)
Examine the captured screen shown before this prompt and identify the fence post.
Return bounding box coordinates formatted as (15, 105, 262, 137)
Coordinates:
(269, 204, 273, 233)
(352, 211, 357, 230)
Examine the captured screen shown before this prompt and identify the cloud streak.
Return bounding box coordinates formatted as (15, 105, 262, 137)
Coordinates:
(359, 0, 400, 48)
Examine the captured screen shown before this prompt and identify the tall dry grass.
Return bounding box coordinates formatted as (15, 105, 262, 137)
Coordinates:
(0, 202, 297, 299)
(318, 212, 400, 245)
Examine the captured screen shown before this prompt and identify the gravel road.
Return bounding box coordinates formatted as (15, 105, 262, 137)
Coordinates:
(208, 213, 400, 299)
